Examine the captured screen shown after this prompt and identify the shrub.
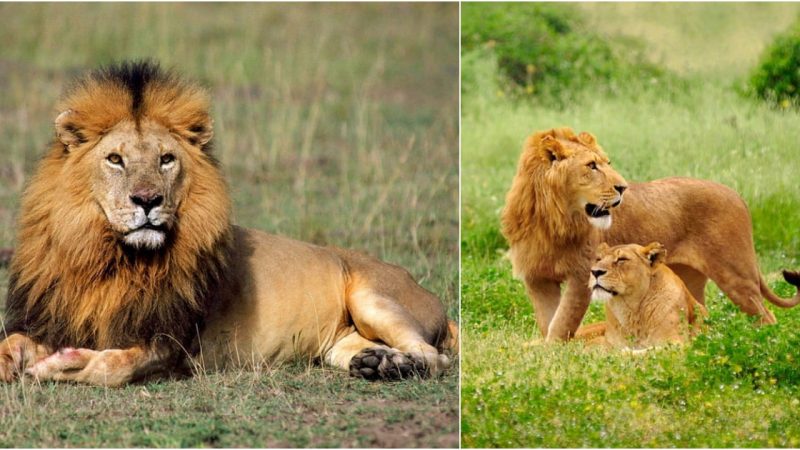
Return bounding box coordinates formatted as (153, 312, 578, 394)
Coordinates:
(461, 3, 664, 101)
(749, 22, 800, 108)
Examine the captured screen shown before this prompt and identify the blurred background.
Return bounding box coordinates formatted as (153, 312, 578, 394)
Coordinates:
(0, 3, 458, 447)
(461, 3, 800, 447)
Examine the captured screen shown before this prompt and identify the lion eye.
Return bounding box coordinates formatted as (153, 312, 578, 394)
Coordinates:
(616, 257, 629, 264)
(160, 154, 175, 165)
(107, 153, 124, 167)
(588, 161, 598, 170)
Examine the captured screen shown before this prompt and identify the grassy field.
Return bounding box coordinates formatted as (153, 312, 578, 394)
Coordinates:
(462, 3, 800, 447)
(0, 3, 458, 447)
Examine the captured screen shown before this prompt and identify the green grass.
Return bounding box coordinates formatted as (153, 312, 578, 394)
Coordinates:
(462, 4, 800, 447)
(0, 3, 458, 447)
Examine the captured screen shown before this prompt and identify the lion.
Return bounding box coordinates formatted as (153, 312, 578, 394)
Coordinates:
(0, 61, 455, 386)
(575, 242, 707, 350)
(501, 127, 800, 342)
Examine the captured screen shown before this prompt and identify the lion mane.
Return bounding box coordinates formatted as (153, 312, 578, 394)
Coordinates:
(4, 61, 231, 352)
(502, 127, 604, 245)
(504, 127, 800, 342)
(501, 127, 617, 284)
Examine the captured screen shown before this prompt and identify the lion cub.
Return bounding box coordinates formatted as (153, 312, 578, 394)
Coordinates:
(576, 242, 707, 350)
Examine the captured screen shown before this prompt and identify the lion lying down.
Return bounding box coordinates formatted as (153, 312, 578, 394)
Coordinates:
(575, 242, 707, 350)
(0, 61, 455, 386)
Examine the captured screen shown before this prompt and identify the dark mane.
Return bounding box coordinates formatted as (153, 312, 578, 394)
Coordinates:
(4, 60, 232, 353)
(91, 60, 167, 116)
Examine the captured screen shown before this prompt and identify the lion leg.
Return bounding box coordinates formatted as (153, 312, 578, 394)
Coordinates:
(0, 333, 52, 382)
(669, 263, 708, 305)
(346, 288, 450, 378)
(574, 322, 608, 348)
(525, 277, 561, 337)
(26, 343, 176, 387)
(324, 331, 387, 370)
(695, 229, 777, 324)
(708, 256, 777, 325)
(713, 276, 776, 325)
(545, 277, 592, 342)
(574, 322, 607, 343)
(325, 332, 425, 380)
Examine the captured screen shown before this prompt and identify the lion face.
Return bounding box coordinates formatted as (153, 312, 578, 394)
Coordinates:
(589, 242, 666, 302)
(81, 119, 188, 249)
(540, 132, 628, 230)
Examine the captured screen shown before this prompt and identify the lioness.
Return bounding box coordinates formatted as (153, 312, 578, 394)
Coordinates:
(501, 127, 800, 342)
(0, 61, 455, 386)
(575, 242, 707, 350)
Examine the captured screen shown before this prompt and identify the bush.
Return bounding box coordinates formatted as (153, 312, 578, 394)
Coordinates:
(461, 3, 664, 101)
(749, 22, 800, 108)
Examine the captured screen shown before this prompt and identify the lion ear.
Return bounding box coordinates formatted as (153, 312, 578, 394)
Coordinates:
(642, 242, 666, 266)
(185, 119, 213, 149)
(54, 110, 87, 150)
(541, 135, 568, 162)
(577, 131, 596, 147)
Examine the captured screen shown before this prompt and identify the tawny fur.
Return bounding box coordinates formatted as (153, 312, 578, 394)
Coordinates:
(6, 62, 230, 351)
(502, 127, 800, 342)
(575, 242, 707, 349)
(1, 61, 454, 386)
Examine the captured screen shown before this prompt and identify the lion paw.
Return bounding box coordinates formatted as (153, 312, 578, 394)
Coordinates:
(0, 334, 52, 382)
(349, 347, 427, 381)
(25, 348, 97, 381)
(0, 353, 17, 383)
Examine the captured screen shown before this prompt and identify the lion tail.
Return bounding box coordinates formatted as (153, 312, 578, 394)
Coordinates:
(760, 271, 800, 308)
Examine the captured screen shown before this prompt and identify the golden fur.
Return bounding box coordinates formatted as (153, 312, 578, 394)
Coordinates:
(6, 62, 228, 352)
(1, 61, 453, 386)
(502, 127, 800, 342)
(575, 242, 706, 349)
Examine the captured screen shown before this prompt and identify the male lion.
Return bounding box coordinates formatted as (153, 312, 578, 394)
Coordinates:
(501, 127, 800, 342)
(0, 61, 454, 386)
(575, 242, 707, 350)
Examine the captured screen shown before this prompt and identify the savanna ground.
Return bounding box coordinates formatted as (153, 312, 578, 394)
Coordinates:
(0, 4, 458, 447)
(462, 3, 800, 447)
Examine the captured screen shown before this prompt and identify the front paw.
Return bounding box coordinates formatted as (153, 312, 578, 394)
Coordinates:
(0, 334, 51, 382)
(25, 348, 97, 381)
(0, 353, 17, 382)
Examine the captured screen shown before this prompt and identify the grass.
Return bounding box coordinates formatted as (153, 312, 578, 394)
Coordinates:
(1, 363, 458, 448)
(461, 3, 800, 447)
(580, 3, 800, 77)
(0, 3, 458, 447)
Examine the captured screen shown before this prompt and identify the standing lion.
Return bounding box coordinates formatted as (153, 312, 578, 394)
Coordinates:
(502, 127, 800, 342)
(0, 61, 455, 386)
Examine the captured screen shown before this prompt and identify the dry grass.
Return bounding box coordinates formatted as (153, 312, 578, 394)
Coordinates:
(0, 3, 458, 447)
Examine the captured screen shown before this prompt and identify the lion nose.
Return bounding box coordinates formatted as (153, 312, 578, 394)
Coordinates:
(130, 190, 164, 214)
(591, 269, 606, 279)
(614, 185, 627, 195)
